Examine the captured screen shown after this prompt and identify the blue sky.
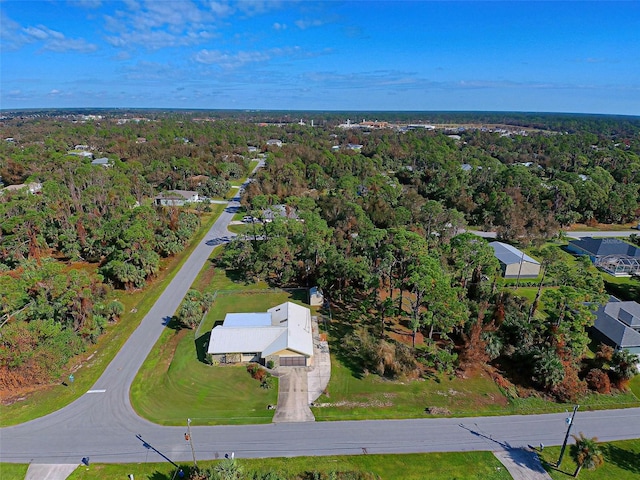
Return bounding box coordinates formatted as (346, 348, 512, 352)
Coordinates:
(1, 1, 639, 114)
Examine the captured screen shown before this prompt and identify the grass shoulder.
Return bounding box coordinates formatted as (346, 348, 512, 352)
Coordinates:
(7, 451, 511, 480)
(539, 438, 640, 480)
(0, 207, 224, 427)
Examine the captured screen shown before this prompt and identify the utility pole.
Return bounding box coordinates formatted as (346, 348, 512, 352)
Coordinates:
(556, 405, 579, 467)
(186, 418, 197, 470)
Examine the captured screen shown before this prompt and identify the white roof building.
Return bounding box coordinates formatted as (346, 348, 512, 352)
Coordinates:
(489, 241, 541, 278)
(207, 302, 313, 367)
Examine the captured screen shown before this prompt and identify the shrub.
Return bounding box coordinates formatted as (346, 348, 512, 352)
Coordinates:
(585, 368, 611, 394)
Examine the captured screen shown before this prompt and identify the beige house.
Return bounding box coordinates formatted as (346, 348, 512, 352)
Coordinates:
(207, 302, 313, 367)
(489, 241, 541, 278)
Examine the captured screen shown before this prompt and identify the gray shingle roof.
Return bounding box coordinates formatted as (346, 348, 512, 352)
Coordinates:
(569, 237, 640, 257)
(594, 299, 640, 348)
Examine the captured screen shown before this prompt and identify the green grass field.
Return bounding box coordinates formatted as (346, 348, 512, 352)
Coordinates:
(0, 451, 512, 480)
(130, 289, 308, 425)
(0, 464, 28, 480)
(539, 438, 640, 480)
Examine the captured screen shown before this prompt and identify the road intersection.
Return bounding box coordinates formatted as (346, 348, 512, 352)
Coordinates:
(2, 164, 640, 467)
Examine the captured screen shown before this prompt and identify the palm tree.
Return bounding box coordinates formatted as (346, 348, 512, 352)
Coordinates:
(611, 349, 639, 385)
(572, 432, 604, 477)
(210, 457, 244, 480)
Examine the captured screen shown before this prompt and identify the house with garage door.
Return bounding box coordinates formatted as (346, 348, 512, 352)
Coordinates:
(207, 302, 313, 367)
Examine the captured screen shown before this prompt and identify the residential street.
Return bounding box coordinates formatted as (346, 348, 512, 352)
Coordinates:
(2, 169, 639, 468)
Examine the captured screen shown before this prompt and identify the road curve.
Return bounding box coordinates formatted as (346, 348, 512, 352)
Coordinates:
(2, 164, 640, 464)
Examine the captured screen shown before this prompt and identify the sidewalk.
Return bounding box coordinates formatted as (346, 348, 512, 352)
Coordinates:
(25, 464, 78, 480)
(307, 316, 331, 404)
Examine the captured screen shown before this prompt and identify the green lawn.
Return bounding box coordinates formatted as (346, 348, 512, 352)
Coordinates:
(130, 290, 307, 425)
(312, 353, 511, 421)
(10, 451, 512, 480)
(130, 326, 278, 425)
(0, 463, 28, 480)
(313, 348, 640, 421)
(0, 207, 225, 427)
(539, 438, 640, 480)
(603, 274, 640, 302)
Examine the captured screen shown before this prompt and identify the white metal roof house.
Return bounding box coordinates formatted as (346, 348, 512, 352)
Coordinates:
(489, 241, 541, 278)
(593, 297, 640, 355)
(91, 157, 112, 167)
(154, 190, 199, 206)
(207, 302, 313, 367)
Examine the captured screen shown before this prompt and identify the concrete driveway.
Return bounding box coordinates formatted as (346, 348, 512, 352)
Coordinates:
(272, 368, 315, 423)
(493, 448, 552, 480)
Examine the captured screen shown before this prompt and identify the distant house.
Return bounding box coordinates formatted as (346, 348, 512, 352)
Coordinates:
(68, 150, 93, 159)
(266, 139, 283, 147)
(567, 237, 640, 276)
(247, 146, 259, 153)
(593, 298, 640, 355)
(347, 143, 363, 151)
(154, 190, 199, 206)
(91, 157, 111, 167)
(489, 241, 541, 278)
(262, 204, 299, 222)
(309, 287, 324, 307)
(1, 182, 42, 195)
(207, 302, 313, 367)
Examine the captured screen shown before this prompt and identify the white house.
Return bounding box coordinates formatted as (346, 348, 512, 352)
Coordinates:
(91, 157, 112, 167)
(207, 302, 313, 367)
(1, 182, 42, 195)
(154, 190, 199, 206)
(266, 139, 283, 147)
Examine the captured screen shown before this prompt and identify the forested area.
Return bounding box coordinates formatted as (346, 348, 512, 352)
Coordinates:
(220, 113, 640, 402)
(0, 113, 257, 393)
(1, 111, 639, 401)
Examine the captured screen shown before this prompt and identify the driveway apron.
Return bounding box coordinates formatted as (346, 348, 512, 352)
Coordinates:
(272, 368, 315, 423)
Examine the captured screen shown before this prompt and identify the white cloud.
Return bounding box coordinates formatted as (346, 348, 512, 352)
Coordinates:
(273, 22, 287, 30)
(295, 18, 327, 30)
(72, 0, 103, 8)
(104, 0, 219, 49)
(23, 24, 97, 52)
(194, 46, 306, 68)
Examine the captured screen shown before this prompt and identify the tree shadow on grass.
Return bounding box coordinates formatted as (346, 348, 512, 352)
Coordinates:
(195, 331, 211, 363)
(604, 278, 640, 302)
(601, 444, 640, 474)
(163, 315, 186, 331)
(147, 465, 191, 480)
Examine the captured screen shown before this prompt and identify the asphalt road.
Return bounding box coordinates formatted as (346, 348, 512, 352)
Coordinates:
(2, 167, 640, 465)
(469, 229, 640, 239)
